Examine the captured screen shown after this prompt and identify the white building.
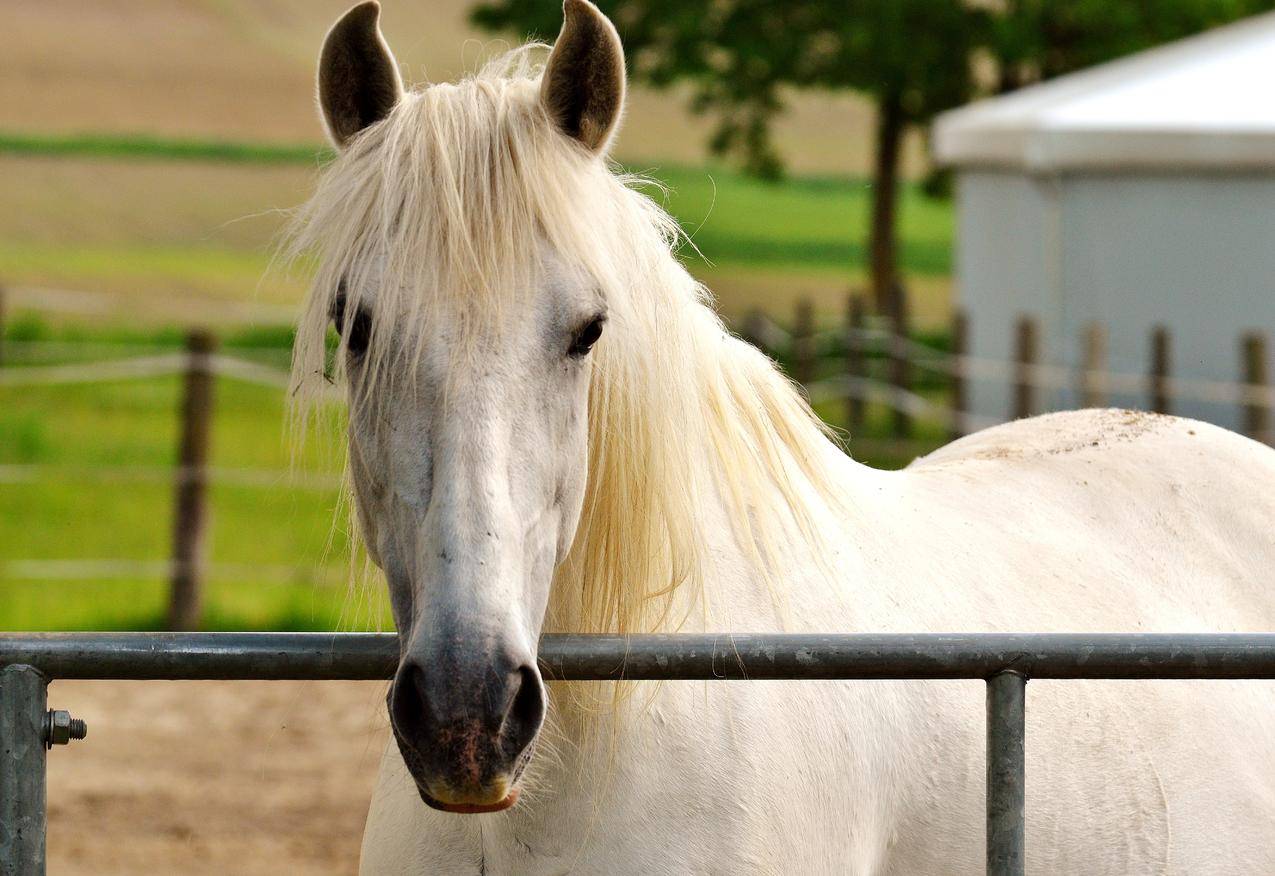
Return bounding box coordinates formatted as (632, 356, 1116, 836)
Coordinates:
(933, 13, 1275, 431)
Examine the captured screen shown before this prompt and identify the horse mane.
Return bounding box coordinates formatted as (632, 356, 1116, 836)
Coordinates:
(286, 47, 843, 639)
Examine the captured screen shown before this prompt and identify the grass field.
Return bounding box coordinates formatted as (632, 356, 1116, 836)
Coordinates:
(0, 318, 950, 632)
(0, 320, 381, 632)
(0, 138, 955, 633)
(0, 130, 953, 277)
(0, 137, 955, 330)
(0, 0, 955, 330)
(0, 0, 928, 177)
(0, 0, 956, 631)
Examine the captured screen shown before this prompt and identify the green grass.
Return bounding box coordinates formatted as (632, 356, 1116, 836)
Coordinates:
(0, 241, 296, 312)
(0, 130, 334, 165)
(0, 134, 956, 630)
(642, 166, 953, 276)
(0, 318, 950, 632)
(0, 324, 386, 631)
(0, 242, 276, 282)
(0, 131, 954, 289)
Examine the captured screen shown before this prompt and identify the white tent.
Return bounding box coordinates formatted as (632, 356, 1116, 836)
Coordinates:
(933, 13, 1275, 431)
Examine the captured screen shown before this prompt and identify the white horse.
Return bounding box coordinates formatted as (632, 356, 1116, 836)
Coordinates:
(288, 2, 1275, 872)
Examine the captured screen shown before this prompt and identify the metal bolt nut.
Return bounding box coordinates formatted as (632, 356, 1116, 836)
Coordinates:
(45, 710, 87, 749)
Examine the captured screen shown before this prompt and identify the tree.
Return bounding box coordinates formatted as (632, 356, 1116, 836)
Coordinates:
(473, 1, 1272, 313)
(990, 0, 1274, 91)
(473, 0, 982, 312)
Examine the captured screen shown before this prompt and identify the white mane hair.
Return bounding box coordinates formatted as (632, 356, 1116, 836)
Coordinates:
(286, 47, 843, 641)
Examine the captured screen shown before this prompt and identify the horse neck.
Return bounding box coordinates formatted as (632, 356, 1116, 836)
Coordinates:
(563, 251, 867, 636)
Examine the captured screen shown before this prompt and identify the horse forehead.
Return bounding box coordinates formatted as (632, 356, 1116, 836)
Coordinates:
(388, 309, 544, 400)
(421, 260, 590, 354)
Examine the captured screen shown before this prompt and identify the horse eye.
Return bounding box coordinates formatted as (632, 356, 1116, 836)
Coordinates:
(331, 290, 372, 358)
(568, 315, 606, 358)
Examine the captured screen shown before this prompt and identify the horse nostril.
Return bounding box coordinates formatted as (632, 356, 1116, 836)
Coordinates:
(390, 654, 543, 766)
(504, 664, 545, 753)
(390, 659, 431, 737)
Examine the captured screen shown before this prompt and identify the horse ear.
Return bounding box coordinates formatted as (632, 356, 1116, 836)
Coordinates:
(318, 2, 404, 149)
(541, 0, 626, 154)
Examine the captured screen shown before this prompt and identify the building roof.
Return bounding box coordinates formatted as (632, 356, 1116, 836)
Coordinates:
(934, 12, 1275, 172)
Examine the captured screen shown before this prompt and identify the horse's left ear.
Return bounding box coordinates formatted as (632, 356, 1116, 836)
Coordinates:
(541, 0, 626, 155)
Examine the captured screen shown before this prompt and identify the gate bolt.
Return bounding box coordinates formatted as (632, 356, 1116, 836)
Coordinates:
(45, 710, 88, 749)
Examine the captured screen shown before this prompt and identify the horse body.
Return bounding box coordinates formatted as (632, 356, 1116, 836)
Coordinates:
(290, 4, 1275, 873)
(361, 407, 1275, 874)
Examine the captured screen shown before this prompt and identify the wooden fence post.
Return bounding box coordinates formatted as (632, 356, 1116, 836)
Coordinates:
(1013, 315, 1038, 420)
(950, 308, 968, 440)
(1242, 331, 1268, 443)
(1150, 325, 1171, 415)
(889, 283, 911, 439)
(168, 330, 217, 631)
(740, 308, 767, 356)
(845, 295, 866, 433)
(793, 298, 815, 386)
(1080, 322, 1106, 409)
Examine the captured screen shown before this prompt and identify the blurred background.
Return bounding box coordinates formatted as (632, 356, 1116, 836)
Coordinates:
(5, 0, 1275, 635)
(6, 2, 1275, 872)
(4, 0, 1275, 618)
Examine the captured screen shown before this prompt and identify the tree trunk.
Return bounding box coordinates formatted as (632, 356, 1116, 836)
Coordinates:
(998, 65, 1023, 94)
(869, 92, 905, 314)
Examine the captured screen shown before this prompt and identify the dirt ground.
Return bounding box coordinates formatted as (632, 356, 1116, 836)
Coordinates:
(45, 680, 392, 875)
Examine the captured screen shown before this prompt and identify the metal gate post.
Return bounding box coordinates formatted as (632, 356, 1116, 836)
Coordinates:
(0, 665, 48, 876)
(986, 670, 1025, 876)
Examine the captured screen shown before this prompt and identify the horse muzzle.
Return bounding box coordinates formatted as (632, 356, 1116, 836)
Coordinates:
(388, 646, 545, 814)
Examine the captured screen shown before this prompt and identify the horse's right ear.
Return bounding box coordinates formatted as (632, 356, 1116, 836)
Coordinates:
(318, 2, 403, 149)
(541, 0, 626, 154)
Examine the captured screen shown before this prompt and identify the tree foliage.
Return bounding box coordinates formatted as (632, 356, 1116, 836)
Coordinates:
(472, 1, 979, 178)
(991, 0, 1274, 91)
(473, 0, 1274, 308)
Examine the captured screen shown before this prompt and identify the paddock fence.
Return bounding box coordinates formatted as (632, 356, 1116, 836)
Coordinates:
(741, 294, 1275, 446)
(3, 294, 1274, 629)
(0, 326, 346, 629)
(4, 631, 1275, 876)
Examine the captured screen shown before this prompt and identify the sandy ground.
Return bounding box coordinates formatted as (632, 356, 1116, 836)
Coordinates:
(45, 679, 393, 875)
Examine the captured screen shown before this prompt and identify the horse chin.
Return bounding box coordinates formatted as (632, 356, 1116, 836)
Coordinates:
(400, 736, 535, 816)
(421, 787, 520, 815)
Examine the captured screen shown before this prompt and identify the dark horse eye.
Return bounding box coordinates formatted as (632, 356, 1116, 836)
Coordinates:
(568, 315, 606, 358)
(331, 287, 372, 358)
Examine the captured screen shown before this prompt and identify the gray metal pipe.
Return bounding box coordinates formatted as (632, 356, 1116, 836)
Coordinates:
(986, 671, 1026, 876)
(4, 632, 1275, 681)
(0, 665, 47, 876)
(5, 632, 1275, 876)
(0, 632, 396, 681)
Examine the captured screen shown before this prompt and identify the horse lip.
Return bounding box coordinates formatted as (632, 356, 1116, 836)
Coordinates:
(422, 787, 520, 814)
(395, 727, 535, 816)
(398, 714, 537, 815)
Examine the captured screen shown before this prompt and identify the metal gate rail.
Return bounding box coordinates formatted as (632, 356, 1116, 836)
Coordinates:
(4, 631, 1275, 876)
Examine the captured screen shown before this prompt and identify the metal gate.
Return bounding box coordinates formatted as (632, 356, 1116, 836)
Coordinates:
(4, 631, 1275, 876)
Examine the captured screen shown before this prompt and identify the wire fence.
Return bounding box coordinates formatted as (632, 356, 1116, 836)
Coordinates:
(0, 351, 298, 391)
(10, 329, 1272, 412)
(0, 330, 347, 618)
(0, 463, 341, 490)
(741, 298, 1274, 444)
(0, 558, 345, 587)
(3, 290, 1272, 622)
